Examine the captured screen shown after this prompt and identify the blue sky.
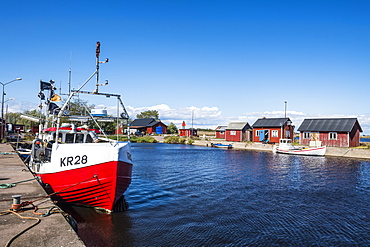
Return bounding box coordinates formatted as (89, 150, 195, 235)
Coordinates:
(2, 1, 370, 133)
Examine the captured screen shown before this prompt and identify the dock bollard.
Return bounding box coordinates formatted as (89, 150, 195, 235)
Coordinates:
(11, 195, 22, 211)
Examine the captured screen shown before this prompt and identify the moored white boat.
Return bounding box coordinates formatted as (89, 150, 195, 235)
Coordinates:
(27, 42, 132, 212)
(273, 139, 326, 156)
(211, 143, 233, 149)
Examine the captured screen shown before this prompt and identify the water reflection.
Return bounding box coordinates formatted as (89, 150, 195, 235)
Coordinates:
(69, 143, 370, 246)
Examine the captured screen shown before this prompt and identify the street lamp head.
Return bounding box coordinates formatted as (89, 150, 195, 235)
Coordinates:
(16, 78, 22, 81)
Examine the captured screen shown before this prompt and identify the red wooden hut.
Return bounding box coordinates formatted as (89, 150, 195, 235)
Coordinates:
(297, 118, 362, 147)
(179, 128, 198, 137)
(130, 118, 168, 135)
(215, 126, 227, 139)
(225, 122, 252, 142)
(252, 118, 294, 144)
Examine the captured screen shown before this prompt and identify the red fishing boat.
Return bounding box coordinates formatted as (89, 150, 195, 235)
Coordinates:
(26, 42, 132, 212)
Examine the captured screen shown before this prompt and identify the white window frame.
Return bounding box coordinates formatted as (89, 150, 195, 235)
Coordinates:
(256, 130, 260, 137)
(303, 132, 310, 139)
(329, 132, 337, 140)
(272, 130, 278, 137)
(230, 131, 236, 136)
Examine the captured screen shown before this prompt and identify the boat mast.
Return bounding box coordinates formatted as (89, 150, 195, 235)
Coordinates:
(56, 42, 129, 142)
(94, 42, 109, 93)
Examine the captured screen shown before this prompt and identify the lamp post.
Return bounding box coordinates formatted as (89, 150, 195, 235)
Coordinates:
(0, 78, 22, 139)
(284, 101, 287, 119)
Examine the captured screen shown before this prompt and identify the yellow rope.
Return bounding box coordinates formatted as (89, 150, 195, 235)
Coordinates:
(2, 210, 41, 247)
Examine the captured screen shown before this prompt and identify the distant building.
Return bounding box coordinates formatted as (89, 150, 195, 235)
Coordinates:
(8, 124, 25, 133)
(179, 128, 198, 137)
(225, 122, 252, 142)
(215, 126, 227, 139)
(179, 121, 198, 137)
(297, 118, 362, 147)
(252, 118, 294, 143)
(130, 118, 168, 135)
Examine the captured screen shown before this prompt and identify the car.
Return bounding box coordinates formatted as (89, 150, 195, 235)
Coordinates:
(135, 131, 144, 137)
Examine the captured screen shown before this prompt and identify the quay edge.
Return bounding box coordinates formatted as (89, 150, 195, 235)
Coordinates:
(192, 140, 370, 159)
(0, 143, 85, 247)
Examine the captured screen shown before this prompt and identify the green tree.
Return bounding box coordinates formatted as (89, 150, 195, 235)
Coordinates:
(68, 98, 95, 116)
(136, 110, 159, 120)
(167, 122, 178, 134)
(6, 112, 21, 124)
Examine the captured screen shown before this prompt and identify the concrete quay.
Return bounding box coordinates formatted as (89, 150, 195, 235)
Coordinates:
(193, 139, 370, 159)
(0, 143, 85, 247)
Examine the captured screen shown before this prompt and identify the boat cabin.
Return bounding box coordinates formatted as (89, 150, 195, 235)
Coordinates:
(42, 125, 99, 144)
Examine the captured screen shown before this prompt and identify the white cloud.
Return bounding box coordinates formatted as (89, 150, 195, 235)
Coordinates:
(6, 101, 370, 134)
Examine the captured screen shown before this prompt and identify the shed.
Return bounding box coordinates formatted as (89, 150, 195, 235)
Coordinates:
(225, 122, 252, 142)
(130, 118, 168, 135)
(215, 126, 227, 139)
(252, 118, 294, 143)
(297, 118, 362, 147)
(179, 128, 198, 137)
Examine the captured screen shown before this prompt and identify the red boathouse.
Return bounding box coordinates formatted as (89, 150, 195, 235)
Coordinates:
(297, 118, 362, 147)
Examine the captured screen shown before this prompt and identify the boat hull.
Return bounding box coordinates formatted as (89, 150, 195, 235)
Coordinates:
(274, 146, 326, 156)
(37, 160, 132, 212)
(211, 143, 233, 149)
(31, 142, 132, 212)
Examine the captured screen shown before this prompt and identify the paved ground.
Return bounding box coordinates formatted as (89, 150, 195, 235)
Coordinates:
(152, 135, 165, 142)
(0, 143, 85, 247)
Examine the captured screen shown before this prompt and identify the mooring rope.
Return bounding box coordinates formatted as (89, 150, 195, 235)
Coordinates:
(0, 175, 96, 247)
(0, 177, 39, 189)
(1, 210, 41, 247)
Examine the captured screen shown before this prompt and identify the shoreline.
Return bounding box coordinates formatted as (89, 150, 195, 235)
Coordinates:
(192, 139, 370, 160)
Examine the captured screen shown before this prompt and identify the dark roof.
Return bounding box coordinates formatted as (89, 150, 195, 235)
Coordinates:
(297, 118, 362, 132)
(131, 118, 158, 127)
(226, 122, 251, 130)
(215, 126, 227, 131)
(252, 118, 291, 128)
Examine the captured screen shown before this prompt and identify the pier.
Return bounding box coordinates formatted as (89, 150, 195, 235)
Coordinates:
(0, 143, 85, 247)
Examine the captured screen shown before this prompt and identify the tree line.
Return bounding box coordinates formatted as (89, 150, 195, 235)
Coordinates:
(7, 103, 178, 134)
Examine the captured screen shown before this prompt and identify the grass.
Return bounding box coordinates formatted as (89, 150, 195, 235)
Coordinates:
(164, 136, 194, 144)
(106, 135, 157, 143)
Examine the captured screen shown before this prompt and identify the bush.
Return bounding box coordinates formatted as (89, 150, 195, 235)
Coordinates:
(164, 136, 181, 144)
(164, 136, 193, 144)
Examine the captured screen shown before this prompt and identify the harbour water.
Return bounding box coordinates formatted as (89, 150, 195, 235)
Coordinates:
(67, 143, 370, 246)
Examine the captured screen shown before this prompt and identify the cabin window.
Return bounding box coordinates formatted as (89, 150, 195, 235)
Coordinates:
(272, 130, 278, 137)
(76, 134, 85, 143)
(256, 131, 260, 137)
(286, 130, 290, 138)
(86, 134, 94, 143)
(230, 131, 236, 136)
(329, 132, 337, 140)
(303, 132, 310, 139)
(65, 134, 75, 143)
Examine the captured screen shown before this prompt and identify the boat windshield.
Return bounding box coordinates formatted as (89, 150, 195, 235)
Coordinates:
(280, 139, 292, 144)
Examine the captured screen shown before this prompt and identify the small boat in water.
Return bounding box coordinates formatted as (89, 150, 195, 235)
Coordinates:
(211, 143, 233, 149)
(273, 139, 326, 156)
(26, 42, 133, 212)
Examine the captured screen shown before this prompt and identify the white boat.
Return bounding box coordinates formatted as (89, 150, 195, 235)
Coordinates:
(211, 143, 233, 149)
(273, 139, 326, 156)
(27, 42, 133, 212)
